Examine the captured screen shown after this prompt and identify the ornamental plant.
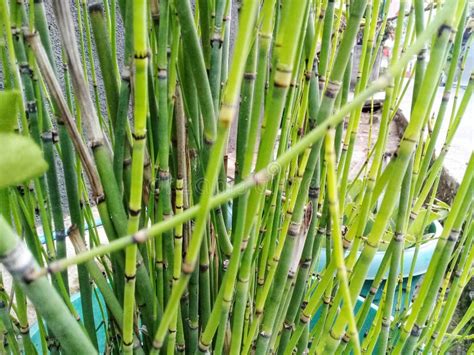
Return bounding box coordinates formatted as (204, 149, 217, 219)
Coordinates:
(0, 0, 472, 354)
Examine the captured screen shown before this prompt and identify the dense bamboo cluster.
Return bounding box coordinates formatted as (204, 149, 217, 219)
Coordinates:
(0, 0, 472, 354)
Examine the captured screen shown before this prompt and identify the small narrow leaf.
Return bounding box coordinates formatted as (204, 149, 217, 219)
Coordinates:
(0, 133, 48, 188)
(0, 90, 20, 133)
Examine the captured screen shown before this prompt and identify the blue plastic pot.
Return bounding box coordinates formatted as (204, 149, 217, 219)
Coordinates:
(316, 221, 442, 305)
(310, 296, 379, 342)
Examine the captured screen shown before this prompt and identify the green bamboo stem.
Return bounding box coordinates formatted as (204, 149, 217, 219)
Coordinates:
(337, 0, 381, 213)
(412, 0, 427, 107)
(79, 0, 109, 135)
(240, 2, 313, 351)
(429, 222, 473, 352)
(68, 227, 123, 329)
(352, 246, 391, 333)
(322, 128, 361, 353)
(0, 296, 22, 355)
(393, 154, 473, 353)
(437, 302, 474, 353)
(0, 195, 36, 354)
(31, 4, 78, 297)
(275, 127, 322, 350)
(251, 71, 306, 355)
(419, 213, 469, 350)
(197, 0, 211, 69)
(220, 0, 231, 86)
(122, 0, 148, 352)
(376, 161, 412, 354)
(198, 234, 212, 339)
(0, 217, 97, 354)
(13, 281, 38, 354)
(192, 0, 262, 350)
(88, 2, 120, 128)
(209, 0, 226, 112)
(150, 0, 259, 351)
(175, 0, 216, 144)
(10, 6, 70, 294)
(167, 85, 188, 355)
(271, 276, 296, 352)
(157, 0, 176, 311)
(112, 0, 133, 192)
(413, 72, 473, 213)
(318, 0, 336, 84)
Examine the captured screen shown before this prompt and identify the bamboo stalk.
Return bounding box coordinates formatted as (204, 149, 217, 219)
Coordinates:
(0, 217, 97, 354)
(122, 0, 149, 352)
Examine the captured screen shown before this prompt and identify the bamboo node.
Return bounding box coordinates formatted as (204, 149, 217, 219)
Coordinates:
(244, 72, 257, 80)
(56, 230, 67, 242)
(325, 80, 341, 99)
(132, 230, 147, 244)
(394, 232, 404, 242)
(177, 344, 186, 352)
(442, 91, 451, 102)
(342, 238, 352, 250)
(365, 239, 378, 249)
(411, 324, 422, 337)
(300, 313, 310, 324)
(437, 24, 454, 37)
(258, 31, 272, 40)
(26, 100, 37, 113)
(259, 330, 271, 339)
(129, 207, 141, 217)
(274, 65, 293, 88)
(88, 2, 103, 12)
(19, 325, 30, 335)
(329, 329, 341, 341)
(382, 317, 390, 329)
(121, 67, 131, 81)
(132, 131, 147, 141)
(124, 273, 136, 282)
(448, 229, 460, 241)
(96, 194, 106, 204)
(219, 103, 237, 125)
(41, 131, 55, 143)
(288, 222, 301, 237)
(90, 139, 103, 149)
(159, 169, 171, 180)
(134, 50, 150, 60)
(182, 262, 194, 275)
(122, 339, 134, 347)
(0, 242, 38, 283)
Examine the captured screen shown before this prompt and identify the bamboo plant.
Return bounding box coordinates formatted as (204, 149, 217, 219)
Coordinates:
(0, 0, 473, 354)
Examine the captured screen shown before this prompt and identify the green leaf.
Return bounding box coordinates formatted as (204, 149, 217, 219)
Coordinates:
(0, 133, 48, 188)
(0, 90, 20, 133)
